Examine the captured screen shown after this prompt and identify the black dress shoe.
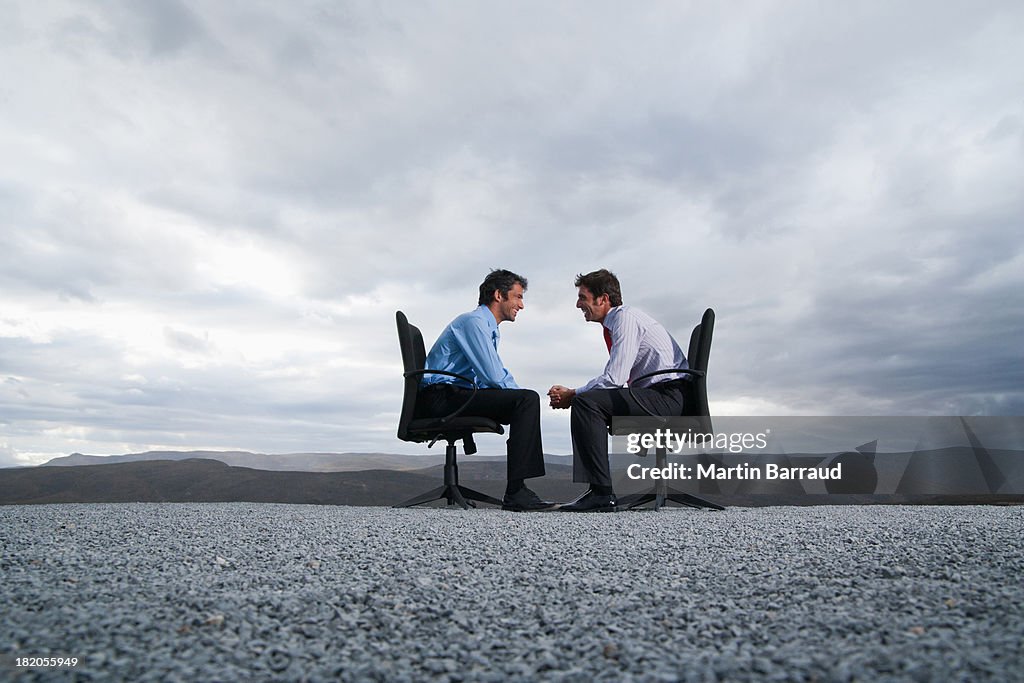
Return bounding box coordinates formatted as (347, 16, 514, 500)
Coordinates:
(559, 490, 618, 513)
(502, 487, 556, 512)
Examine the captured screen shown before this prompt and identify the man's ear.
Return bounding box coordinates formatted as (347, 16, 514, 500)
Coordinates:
(491, 289, 504, 303)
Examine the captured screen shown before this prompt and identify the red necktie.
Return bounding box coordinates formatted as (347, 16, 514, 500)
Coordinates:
(603, 326, 613, 354)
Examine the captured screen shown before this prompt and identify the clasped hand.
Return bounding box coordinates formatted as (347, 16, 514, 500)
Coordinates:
(547, 385, 575, 409)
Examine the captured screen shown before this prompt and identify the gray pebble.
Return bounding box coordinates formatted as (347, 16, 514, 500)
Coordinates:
(1, 503, 1022, 681)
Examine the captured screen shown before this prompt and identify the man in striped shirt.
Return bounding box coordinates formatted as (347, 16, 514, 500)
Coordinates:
(548, 269, 691, 512)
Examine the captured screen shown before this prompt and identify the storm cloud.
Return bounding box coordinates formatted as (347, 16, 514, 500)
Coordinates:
(2, 1, 1022, 465)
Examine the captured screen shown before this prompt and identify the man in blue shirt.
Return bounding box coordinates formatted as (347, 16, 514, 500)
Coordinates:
(420, 269, 552, 511)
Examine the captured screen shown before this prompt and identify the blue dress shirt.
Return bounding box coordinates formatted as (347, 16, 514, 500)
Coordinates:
(422, 305, 520, 389)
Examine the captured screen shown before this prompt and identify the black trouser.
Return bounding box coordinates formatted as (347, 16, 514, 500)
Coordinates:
(571, 381, 690, 488)
(418, 385, 546, 481)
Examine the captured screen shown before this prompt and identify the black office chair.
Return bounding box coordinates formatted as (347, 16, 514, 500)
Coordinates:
(393, 311, 505, 509)
(614, 308, 725, 511)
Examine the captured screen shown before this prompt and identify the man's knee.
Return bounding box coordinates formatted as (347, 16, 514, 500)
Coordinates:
(506, 390, 541, 435)
(514, 388, 539, 406)
(511, 388, 540, 415)
(572, 390, 600, 413)
(570, 391, 607, 427)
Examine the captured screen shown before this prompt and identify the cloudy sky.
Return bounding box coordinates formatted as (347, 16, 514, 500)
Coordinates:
(2, 1, 1022, 467)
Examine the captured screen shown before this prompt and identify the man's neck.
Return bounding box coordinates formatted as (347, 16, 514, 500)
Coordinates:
(593, 305, 618, 326)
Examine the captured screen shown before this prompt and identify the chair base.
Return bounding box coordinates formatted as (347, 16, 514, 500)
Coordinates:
(395, 483, 502, 509)
(619, 448, 726, 511)
(619, 487, 725, 511)
(394, 441, 503, 510)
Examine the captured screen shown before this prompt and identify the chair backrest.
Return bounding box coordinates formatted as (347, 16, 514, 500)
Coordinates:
(396, 311, 427, 442)
(686, 308, 715, 417)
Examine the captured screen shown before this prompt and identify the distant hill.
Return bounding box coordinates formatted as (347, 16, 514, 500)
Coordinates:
(8, 449, 1020, 508)
(39, 450, 575, 472)
(0, 458, 585, 507)
(41, 450, 451, 472)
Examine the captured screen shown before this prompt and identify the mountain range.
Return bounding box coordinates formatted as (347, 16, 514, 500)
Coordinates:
(39, 449, 500, 472)
(1, 456, 583, 507)
(2, 449, 1020, 507)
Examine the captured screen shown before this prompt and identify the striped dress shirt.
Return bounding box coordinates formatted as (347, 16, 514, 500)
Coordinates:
(575, 305, 688, 393)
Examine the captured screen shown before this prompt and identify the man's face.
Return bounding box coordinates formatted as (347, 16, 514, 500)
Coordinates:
(576, 286, 611, 323)
(495, 283, 525, 323)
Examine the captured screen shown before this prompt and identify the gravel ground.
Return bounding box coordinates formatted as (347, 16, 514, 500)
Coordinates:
(2, 503, 1022, 682)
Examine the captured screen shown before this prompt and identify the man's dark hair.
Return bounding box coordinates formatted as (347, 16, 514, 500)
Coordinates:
(574, 269, 622, 307)
(478, 269, 528, 305)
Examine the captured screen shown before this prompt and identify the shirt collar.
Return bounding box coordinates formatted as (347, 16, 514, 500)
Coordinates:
(474, 304, 499, 333)
(603, 306, 623, 327)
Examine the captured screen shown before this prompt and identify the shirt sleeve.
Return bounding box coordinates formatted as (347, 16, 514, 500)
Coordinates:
(450, 316, 520, 389)
(576, 312, 640, 392)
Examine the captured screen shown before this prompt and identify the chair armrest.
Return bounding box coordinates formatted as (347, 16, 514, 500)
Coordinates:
(404, 368, 477, 383)
(405, 369, 480, 424)
(627, 367, 702, 419)
(631, 367, 704, 383)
